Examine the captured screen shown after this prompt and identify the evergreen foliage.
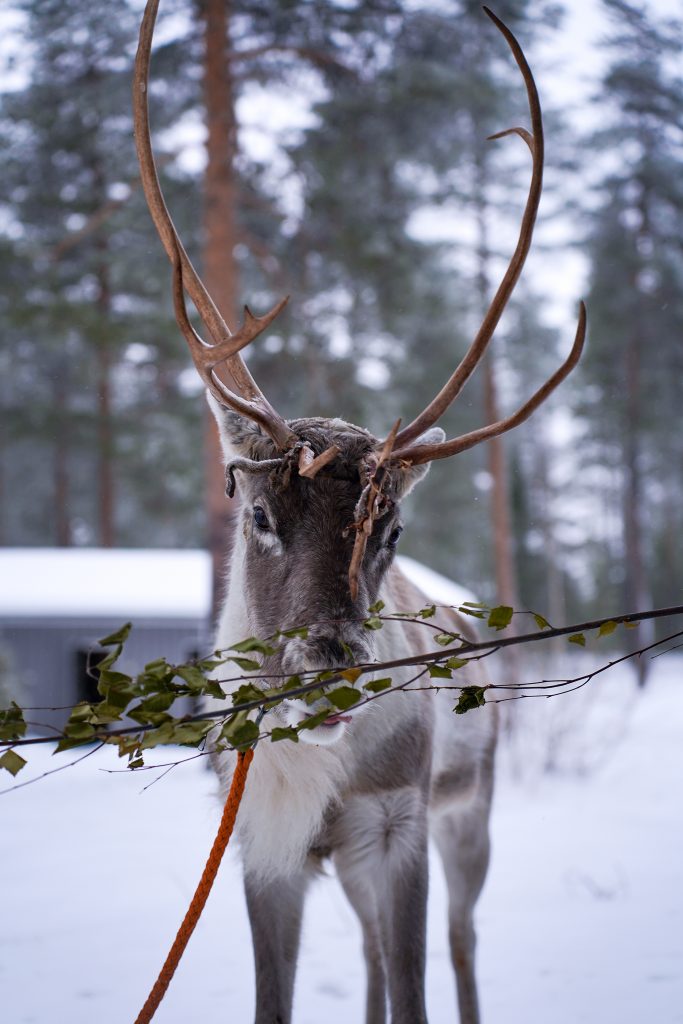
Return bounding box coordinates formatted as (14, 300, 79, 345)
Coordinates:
(1, 0, 679, 632)
(578, 0, 683, 628)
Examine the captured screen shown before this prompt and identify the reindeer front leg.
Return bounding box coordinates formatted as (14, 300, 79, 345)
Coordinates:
(378, 835, 429, 1024)
(333, 788, 430, 1024)
(244, 868, 309, 1024)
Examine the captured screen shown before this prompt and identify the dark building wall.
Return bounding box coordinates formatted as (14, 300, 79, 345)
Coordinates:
(0, 617, 210, 732)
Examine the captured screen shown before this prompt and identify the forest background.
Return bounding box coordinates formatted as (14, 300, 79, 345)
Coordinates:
(1, 0, 681, 678)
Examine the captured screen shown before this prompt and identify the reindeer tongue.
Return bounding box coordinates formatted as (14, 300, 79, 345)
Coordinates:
(321, 714, 352, 727)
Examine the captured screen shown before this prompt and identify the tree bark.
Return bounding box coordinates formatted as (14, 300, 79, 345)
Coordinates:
(54, 371, 71, 547)
(201, 0, 240, 619)
(622, 180, 655, 685)
(472, 147, 520, 616)
(95, 224, 114, 548)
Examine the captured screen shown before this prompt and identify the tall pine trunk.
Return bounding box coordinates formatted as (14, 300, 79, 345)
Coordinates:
(201, 0, 239, 619)
(473, 146, 520, 620)
(54, 371, 71, 546)
(623, 181, 655, 685)
(94, 227, 114, 546)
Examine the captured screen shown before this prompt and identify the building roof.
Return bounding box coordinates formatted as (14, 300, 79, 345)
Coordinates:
(0, 548, 473, 622)
(397, 555, 476, 608)
(0, 548, 212, 620)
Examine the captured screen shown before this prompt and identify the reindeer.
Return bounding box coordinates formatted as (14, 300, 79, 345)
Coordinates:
(133, 3, 585, 1022)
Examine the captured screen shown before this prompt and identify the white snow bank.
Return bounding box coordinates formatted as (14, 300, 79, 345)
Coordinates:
(0, 547, 212, 619)
(2, 652, 681, 1023)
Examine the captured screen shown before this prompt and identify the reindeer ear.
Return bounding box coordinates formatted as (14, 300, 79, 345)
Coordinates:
(396, 427, 447, 497)
(206, 393, 278, 463)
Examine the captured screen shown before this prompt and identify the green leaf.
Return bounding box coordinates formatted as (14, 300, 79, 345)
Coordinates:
(533, 612, 551, 630)
(568, 633, 586, 647)
(445, 657, 469, 671)
(127, 708, 173, 727)
(232, 683, 266, 706)
(228, 720, 260, 748)
(55, 722, 97, 753)
(165, 720, 214, 748)
(363, 616, 383, 631)
(98, 623, 132, 647)
(488, 605, 513, 631)
(278, 626, 309, 640)
(0, 749, 27, 776)
(459, 607, 485, 619)
(454, 686, 487, 714)
(363, 677, 392, 693)
(428, 664, 453, 679)
(231, 637, 278, 656)
(220, 713, 260, 748)
(434, 632, 458, 646)
(128, 757, 145, 769)
(270, 726, 299, 743)
(624, 621, 638, 630)
(139, 722, 178, 750)
(282, 674, 302, 691)
(418, 605, 436, 619)
(367, 599, 385, 613)
(175, 665, 209, 691)
(597, 620, 618, 638)
(297, 709, 332, 731)
(228, 657, 262, 672)
(97, 669, 135, 701)
(0, 702, 27, 742)
(96, 687, 132, 712)
(90, 702, 126, 723)
(326, 686, 362, 710)
(462, 601, 489, 609)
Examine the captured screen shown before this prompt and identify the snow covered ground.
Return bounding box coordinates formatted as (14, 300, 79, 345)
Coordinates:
(1, 653, 682, 1024)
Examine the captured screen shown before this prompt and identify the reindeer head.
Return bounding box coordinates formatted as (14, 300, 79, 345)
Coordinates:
(209, 401, 444, 742)
(133, 1, 586, 742)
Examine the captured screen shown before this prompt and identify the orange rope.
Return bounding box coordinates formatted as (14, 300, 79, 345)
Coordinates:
(134, 747, 254, 1024)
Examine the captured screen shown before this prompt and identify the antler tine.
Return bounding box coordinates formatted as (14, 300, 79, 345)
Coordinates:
(395, 302, 587, 466)
(389, 7, 544, 452)
(133, 0, 296, 450)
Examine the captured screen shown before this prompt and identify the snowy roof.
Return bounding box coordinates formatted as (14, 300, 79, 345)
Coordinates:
(0, 548, 212, 620)
(0, 548, 471, 622)
(396, 555, 476, 608)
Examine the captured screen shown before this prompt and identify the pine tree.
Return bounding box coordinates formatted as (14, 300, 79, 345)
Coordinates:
(579, 0, 683, 680)
(0, 0, 205, 548)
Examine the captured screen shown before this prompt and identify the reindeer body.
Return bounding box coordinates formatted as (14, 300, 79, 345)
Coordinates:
(209, 414, 497, 1024)
(133, 5, 584, 1021)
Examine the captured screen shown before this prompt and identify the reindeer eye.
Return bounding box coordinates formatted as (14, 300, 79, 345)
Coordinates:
(387, 525, 403, 549)
(253, 506, 270, 531)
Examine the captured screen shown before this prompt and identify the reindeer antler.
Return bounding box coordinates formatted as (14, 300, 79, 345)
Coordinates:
(387, 7, 586, 467)
(133, 0, 297, 451)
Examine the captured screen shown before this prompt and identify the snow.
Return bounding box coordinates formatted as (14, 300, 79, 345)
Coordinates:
(397, 554, 477, 608)
(0, 548, 211, 619)
(2, 649, 682, 1023)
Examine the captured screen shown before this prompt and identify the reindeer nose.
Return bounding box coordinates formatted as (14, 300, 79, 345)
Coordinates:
(310, 636, 352, 666)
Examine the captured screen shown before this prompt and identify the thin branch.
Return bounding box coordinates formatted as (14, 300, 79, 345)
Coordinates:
(0, 741, 106, 797)
(4, 607, 683, 753)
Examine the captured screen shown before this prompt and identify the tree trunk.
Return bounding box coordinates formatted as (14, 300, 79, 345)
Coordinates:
(623, 181, 655, 685)
(200, 0, 240, 620)
(95, 235, 114, 547)
(472, 148, 520, 613)
(472, 140, 520, 691)
(623, 335, 652, 685)
(54, 371, 71, 547)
